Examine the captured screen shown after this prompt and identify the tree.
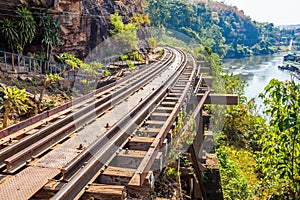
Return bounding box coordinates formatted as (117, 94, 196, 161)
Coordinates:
(148, 37, 157, 52)
(258, 79, 300, 199)
(0, 19, 18, 52)
(0, 18, 18, 69)
(110, 12, 138, 54)
(37, 74, 61, 112)
(39, 13, 61, 61)
(147, 0, 170, 27)
(15, 7, 36, 56)
(0, 84, 29, 129)
(79, 62, 102, 93)
(55, 52, 83, 72)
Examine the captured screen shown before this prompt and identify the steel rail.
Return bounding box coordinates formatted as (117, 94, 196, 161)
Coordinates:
(61, 48, 184, 180)
(129, 50, 197, 186)
(0, 49, 176, 172)
(50, 48, 188, 200)
(0, 48, 170, 140)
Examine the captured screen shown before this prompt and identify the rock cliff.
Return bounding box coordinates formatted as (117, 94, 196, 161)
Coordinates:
(0, 0, 148, 59)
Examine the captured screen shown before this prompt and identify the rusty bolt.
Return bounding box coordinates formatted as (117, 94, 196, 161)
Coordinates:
(77, 144, 83, 150)
(125, 148, 129, 154)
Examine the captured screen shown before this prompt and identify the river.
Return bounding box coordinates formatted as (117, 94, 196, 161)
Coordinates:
(221, 52, 300, 107)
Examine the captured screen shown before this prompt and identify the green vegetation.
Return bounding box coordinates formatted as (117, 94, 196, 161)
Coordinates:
(195, 45, 299, 199)
(216, 75, 299, 199)
(155, 111, 197, 199)
(148, 37, 157, 52)
(55, 52, 83, 70)
(0, 7, 61, 63)
(0, 7, 36, 56)
(110, 12, 138, 54)
(80, 62, 103, 93)
(257, 79, 300, 199)
(217, 147, 252, 200)
(0, 18, 18, 53)
(126, 60, 136, 69)
(39, 13, 61, 61)
(147, 0, 289, 58)
(37, 74, 61, 112)
(0, 84, 29, 129)
(15, 7, 36, 56)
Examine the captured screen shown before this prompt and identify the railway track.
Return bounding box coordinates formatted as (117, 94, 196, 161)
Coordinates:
(0, 48, 172, 143)
(0, 48, 174, 171)
(0, 47, 197, 200)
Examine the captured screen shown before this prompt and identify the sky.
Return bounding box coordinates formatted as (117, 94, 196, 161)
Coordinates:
(215, 0, 300, 25)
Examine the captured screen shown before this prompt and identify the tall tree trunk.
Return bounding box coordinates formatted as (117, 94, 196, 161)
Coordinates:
(38, 84, 47, 113)
(46, 45, 50, 61)
(3, 106, 10, 129)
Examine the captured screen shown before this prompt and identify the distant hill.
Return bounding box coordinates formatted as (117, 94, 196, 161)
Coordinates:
(147, 0, 284, 58)
(277, 24, 300, 30)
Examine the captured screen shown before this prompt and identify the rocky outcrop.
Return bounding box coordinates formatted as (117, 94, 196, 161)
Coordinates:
(0, 0, 148, 59)
(55, 0, 148, 59)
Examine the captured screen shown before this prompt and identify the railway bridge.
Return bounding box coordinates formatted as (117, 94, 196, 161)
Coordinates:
(0, 47, 237, 199)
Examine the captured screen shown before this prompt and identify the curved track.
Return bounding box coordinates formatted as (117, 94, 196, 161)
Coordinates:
(0, 47, 197, 200)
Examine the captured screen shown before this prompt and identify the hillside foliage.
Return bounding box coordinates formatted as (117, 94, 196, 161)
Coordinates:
(146, 0, 293, 58)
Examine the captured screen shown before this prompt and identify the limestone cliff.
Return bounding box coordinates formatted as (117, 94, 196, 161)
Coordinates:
(0, 0, 148, 59)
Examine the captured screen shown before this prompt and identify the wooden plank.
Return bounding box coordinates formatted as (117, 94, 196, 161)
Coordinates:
(110, 150, 163, 170)
(102, 166, 135, 177)
(33, 179, 64, 199)
(145, 120, 165, 125)
(126, 172, 154, 197)
(137, 127, 160, 137)
(165, 97, 179, 101)
(82, 184, 126, 200)
(198, 87, 214, 93)
(151, 112, 170, 117)
(118, 150, 147, 158)
(127, 137, 155, 151)
(200, 67, 211, 74)
(161, 101, 177, 106)
(169, 90, 183, 94)
(197, 93, 238, 105)
(156, 106, 174, 111)
(168, 92, 182, 97)
(96, 167, 135, 185)
(110, 150, 146, 169)
(129, 137, 155, 143)
(173, 85, 186, 88)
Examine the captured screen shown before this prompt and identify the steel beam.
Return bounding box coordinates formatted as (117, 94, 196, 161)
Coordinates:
(197, 93, 238, 105)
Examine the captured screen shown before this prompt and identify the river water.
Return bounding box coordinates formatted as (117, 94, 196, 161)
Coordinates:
(221, 52, 300, 107)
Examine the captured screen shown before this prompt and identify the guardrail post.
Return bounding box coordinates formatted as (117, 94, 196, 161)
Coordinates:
(33, 58, 36, 72)
(4, 52, 7, 70)
(23, 56, 26, 72)
(18, 54, 20, 72)
(29, 58, 32, 72)
(39, 60, 42, 74)
(55, 64, 58, 74)
(50, 63, 53, 73)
